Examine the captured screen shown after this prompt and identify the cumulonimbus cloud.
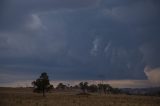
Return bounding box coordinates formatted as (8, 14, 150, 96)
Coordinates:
(144, 66, 160, 86)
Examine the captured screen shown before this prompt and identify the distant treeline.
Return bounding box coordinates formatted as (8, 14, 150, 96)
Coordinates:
(54, 82, 121, 94)
(31, 72, 160, 97)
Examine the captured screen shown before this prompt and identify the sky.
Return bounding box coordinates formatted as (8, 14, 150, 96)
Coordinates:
(0, 0, 160, 88)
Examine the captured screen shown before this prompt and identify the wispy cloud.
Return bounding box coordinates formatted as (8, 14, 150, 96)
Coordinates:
(90, 38, 101, 56)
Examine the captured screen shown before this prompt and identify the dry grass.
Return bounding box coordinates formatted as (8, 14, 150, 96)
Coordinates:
(0, 87, 160, 106)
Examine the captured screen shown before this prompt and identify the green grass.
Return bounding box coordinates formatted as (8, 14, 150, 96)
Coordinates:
(0, 87, 160, 106)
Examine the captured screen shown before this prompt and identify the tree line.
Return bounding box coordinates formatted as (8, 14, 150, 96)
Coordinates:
(32, 72, 121, 97)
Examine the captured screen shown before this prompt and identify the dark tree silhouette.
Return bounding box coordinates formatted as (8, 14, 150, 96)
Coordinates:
(98, 84, 113, 94)
(56, 83, 67, 90)
(98, 83, 104, 94)
(111, 88, 121, 94)
(103, 84, 112, 94)
(88, 84, 98, 92)
(32, 72, 53, 97)
(79, 82, 88, 93)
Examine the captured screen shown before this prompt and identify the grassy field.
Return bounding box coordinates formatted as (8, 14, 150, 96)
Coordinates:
(0, 87, 160, 106)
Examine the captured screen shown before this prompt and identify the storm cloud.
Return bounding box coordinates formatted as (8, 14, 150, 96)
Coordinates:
(0, 0, 160, 86)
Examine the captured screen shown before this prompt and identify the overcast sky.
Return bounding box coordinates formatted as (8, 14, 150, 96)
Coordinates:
(0, 0, 160, 87)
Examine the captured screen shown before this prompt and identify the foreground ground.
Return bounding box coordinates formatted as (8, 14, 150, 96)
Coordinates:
(0, 87, 160, 106)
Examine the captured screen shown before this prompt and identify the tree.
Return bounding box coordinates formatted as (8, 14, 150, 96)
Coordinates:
(32, 72, 53, 97)
(56, 83, 67, 90)
(88, 84, 98, 93)
(98, 84, 113, 94)
(79, 82, 88, 93)
(111, 88, 121, 94)
(103, 84, 112, 94)
(98, 83, 104, 94)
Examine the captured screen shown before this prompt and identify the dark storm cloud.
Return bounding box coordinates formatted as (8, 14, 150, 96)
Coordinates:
(0, 0, 99, 31)
(0, 0, 160, 83)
